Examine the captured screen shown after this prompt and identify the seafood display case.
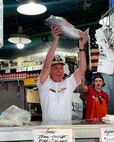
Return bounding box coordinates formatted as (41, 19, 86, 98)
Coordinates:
(0, 120, 113, 142)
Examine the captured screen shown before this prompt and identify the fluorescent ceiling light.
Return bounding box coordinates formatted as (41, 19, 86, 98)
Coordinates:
(17, 2, 47, 15)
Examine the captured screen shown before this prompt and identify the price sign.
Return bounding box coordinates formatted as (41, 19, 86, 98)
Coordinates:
(21, 67, 26, 72)
(38, 65, 43, 70)
(16, 68, 22, 72)
(32, 128, 74, 142)
(27, 66, 33, 71)
(32, 66, 39, 71)
(100, 126, 114, 142)
(5, 69, 10, 73)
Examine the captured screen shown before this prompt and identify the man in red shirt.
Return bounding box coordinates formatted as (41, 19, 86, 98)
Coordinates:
(80, 74, 109, 120)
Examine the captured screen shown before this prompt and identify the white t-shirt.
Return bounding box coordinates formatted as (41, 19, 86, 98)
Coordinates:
(37, 74, 77, 121)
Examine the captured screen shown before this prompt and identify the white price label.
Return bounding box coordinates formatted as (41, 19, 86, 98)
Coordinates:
(5, 69, 10, 73)
(32, 66, 39, 70)
(16, 68, 22, 72)
(38, 65, 43, 70)
(100, 127, 114, 142)
(21, 67, 26, 71)
(32, 128, 74, 142)
(27, 66, 33, 71)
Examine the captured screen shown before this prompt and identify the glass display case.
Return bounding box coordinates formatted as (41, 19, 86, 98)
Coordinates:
(0, 120, 113, 142)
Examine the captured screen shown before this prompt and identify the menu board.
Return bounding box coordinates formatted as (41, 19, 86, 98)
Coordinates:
(32, 128, 74, 142)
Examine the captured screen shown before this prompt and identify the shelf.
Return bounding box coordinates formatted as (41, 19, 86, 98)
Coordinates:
(0, 78, 24, 82)
(0, 65, 43, 73)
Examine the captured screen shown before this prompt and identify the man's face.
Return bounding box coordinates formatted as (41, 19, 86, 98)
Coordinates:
(50, 64, 64, 82)
(94, 77, 104, 90)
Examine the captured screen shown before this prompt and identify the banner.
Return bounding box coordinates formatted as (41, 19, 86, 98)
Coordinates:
(89, 28, 99, 71)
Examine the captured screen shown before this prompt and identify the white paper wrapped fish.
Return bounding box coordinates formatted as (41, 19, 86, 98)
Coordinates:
(45, 15, 88, 39)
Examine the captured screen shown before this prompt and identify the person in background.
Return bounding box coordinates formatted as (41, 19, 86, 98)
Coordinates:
(37, 25, 88, 121)
(80, 74, 109, 120)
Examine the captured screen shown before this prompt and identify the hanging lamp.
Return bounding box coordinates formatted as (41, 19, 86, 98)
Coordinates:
(17, 0, 47, 15)
(8, 26, 31, 49)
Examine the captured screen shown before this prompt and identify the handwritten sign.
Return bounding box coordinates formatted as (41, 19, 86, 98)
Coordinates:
(32, 128, 73, 142)
(100, 126, 114, 142)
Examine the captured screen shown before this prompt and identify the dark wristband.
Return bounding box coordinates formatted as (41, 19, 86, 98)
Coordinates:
(79, 48, 85, 52)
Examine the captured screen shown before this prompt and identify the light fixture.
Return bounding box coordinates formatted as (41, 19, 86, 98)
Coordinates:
(99, 16, 109, 26)
(16, 37, 24, 49)
(8, 26, 31, 48)
(17, 1, 47, 15)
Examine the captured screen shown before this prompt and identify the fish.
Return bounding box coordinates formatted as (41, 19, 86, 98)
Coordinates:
(45, 15, 89, 39)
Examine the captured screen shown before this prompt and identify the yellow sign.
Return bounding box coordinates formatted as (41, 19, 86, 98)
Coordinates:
(23, 77, 38, 85)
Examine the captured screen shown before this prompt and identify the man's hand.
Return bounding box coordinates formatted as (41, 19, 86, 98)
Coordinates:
(51, 25, 62, 41)
(79, 31, 88, 49)
(80, 79, 88, 92)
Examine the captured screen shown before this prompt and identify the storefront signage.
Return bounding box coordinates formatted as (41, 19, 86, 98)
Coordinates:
(32, 128, 73, 142)
(100, 126, 114, 142)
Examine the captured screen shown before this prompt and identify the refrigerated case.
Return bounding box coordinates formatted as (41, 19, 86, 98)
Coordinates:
(0, 120, 113, 142)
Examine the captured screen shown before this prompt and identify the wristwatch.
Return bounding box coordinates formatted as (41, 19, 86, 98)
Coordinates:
(79, 48, 85, 52)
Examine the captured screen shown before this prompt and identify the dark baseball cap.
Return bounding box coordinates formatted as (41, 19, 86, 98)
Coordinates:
(51, 55, 65, 65)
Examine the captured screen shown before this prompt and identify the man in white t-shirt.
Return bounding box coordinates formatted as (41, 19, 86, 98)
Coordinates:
(37, 25, 88, 121)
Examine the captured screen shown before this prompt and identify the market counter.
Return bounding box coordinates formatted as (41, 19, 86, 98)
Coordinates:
(0, 120, 113, 141)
